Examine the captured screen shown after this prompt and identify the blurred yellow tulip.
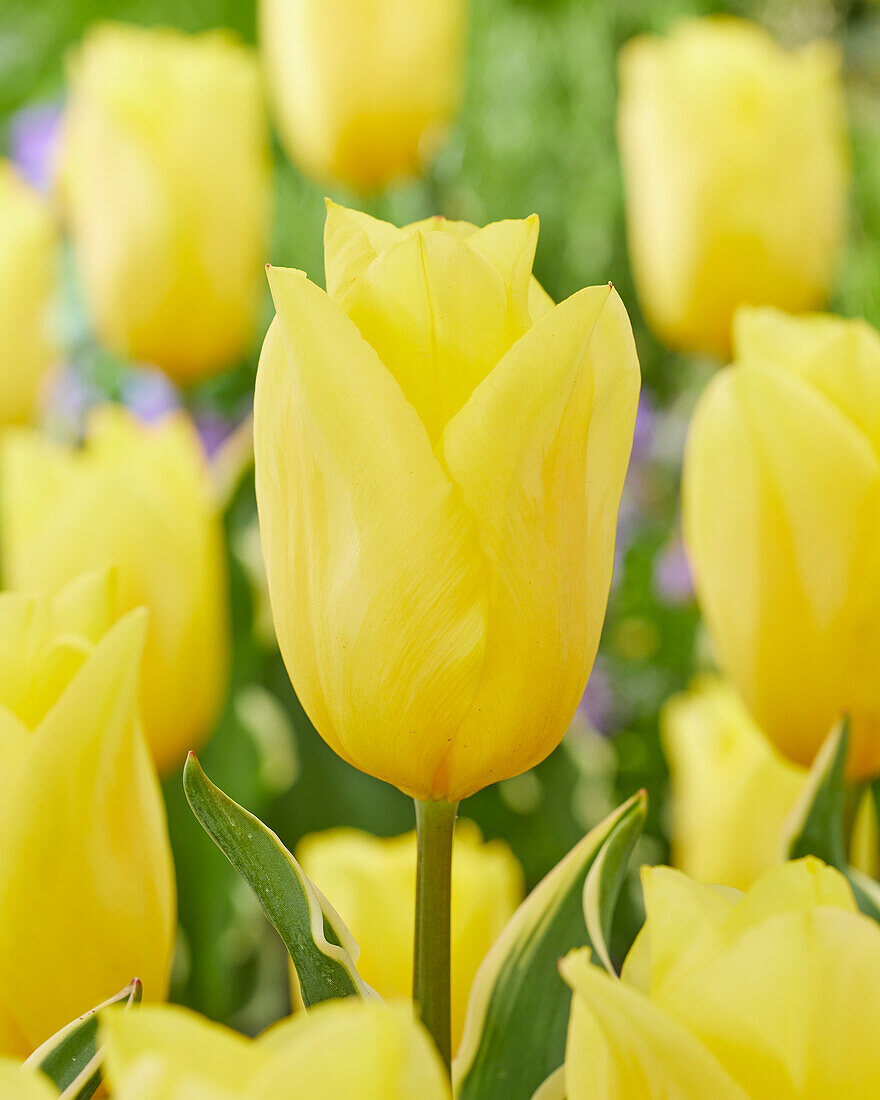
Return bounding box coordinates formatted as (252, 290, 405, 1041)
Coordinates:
(0, 571, 175, 1057)
(683, 307, 880, 779)
(618, 17, 848, 357)
(255, 203, 639, 802)
(59, 23, 271, 382)
(259, 0, 465, 190)
(1, 405, 229, 774)
(0, 1062, 57, 1100)
(102, 998, 451, 1099)
(0, 162, 58, 424)
(296, 821, 523, 1049)
(563, 858, 880, 1098)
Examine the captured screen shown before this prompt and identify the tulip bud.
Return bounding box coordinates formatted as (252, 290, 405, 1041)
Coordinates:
(618, 17, 848, 356)
(102, 999, 451, 1099)
(0, 1063, 57, 1099)
(563, 859, 880, 1096)
(58, 24, 271, 382)
(254, 203, 640, 801)
(683, 306, 880, 779)
(297, 822, 523, 1049)
(259, 0, 466, 189)
(1, 406, 229, 774)
(0, 162, 57, 424)
(0, 571, 175, 1057)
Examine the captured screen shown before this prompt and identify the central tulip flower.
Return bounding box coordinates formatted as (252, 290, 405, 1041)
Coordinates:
(563, 859, 880, 1098)
(255, 203, 640, 802)
(0, 571, 175, 1057)
(683, 307, 880, 778)
(296, 822, 523, 1049)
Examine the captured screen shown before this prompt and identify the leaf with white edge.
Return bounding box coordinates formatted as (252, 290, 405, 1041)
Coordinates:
(453, 791, 647, 1100)
(25, 979, 141, 1100)
(183, 753, 376, 1006)
(785, 719, 880, 922)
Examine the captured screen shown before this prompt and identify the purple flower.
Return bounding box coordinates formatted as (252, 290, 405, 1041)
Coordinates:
(653, 537, 694, 604)
(121, 369, 181, 424)
(577, 658, 614, 734)
(194, 411, 236, 459)
(10, 103, 62, 193)
(630, 390, 656, 465)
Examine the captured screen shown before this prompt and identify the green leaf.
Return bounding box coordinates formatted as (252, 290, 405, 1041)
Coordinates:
(453, 791, 647, 1100)
(183, 753, 374, 1006)
(24, 979, 141, 1100)
(786, 719, 880, 921)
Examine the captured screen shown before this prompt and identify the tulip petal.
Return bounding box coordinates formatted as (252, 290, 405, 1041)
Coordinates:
(561, 949, 747, 1099)
(0, 1062, 58, 1100)
(661, 908, 880, 1099)
(683, 360, 880, 777)
(437, 285, 639, 799)
(338, 231, 528, 443)
(323, 200, 406, 301)
(256, 269, 487, 799)
(0, 609, 175, 1054)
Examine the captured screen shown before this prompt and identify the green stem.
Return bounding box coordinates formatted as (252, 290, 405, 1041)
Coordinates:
(413, 797, 458, 1074)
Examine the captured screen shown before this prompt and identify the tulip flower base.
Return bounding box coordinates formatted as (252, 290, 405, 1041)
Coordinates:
(413, 798, 459, 1072)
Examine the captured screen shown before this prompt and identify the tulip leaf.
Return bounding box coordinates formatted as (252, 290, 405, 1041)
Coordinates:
(786, 719, 880, 922)
(454, 791, 647, 1100)
(183, 753, 375, 1006)
(25, 979, 141, 1100)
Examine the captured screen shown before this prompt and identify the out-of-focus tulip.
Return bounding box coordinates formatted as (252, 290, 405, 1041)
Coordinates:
(0, 1063, 57, 1100)
(0, 571, 175, 1057)
(254, 203, 640, 802)
(297, 821, 523, 1049)
(0, 162, 57, 424)
(102, 999, 451, 1099)
(683, 307, 880, 779)
(259, 0, 465, 190)
(563, 859, 880, 1097)
(58, 23, 271, 382)
(1, 406, 229, 774)
(618, 17, 848, 357)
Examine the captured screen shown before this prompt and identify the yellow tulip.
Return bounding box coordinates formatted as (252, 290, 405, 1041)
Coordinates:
(296, 821, 523, 1049)
(101, 998, 451, 1099)
(618, 17, 848, 357)
(259, 0, 465, 190)
(563, 858, 880, 1098)
(0, 162, 58, 424)
(254, 203, 640, 801)
(0, 1062, 57, 1100)
(0, 571, 175, 1057)
(1, 405, 229, 774)
(58, 23, 271, 382)
(683, 306, 880, 778)
(663, 676, 880, 888)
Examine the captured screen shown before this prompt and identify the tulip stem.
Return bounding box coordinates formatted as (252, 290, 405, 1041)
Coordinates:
(413, 797, 458, 1075)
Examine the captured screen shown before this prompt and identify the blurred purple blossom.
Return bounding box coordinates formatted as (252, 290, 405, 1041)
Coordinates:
(195, 411, 238, 459)
(121, 369, 181, 423)
(630, 390, 656, 464)
(10, 103, 62, 193)
(43, 365, 102, 439)
(577, 658, 614, 734)
(653, 537, 694, 604)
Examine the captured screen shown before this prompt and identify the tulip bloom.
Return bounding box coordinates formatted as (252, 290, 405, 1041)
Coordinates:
(297, 822, 523, 1048)
(0, 1064, 56, 1100)
(255, 203, 640, 801)
(101, 999, 450, 1099)
(683, 307, 880, 778)
(0, 162, 57, 424)
(59, 24, 271, 382)
(259, 0, 465, 189)
(1, 406, 229, 774)
(563, 859, 880, 1097)
(618, 17, 848, 357)
(0, 572, 175, 1057)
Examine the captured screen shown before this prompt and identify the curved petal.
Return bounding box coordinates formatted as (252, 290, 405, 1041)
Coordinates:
(256, 268, 487, 799)
(0, 610, 175, 1055)
(436, 286, 639, 800)
(323, 201, 406, 301)
(561, 949, 747, 1100)
(683, 361, 880, 777)
(0, 1061, 58, 1100)
(338, 231, 528, 444)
